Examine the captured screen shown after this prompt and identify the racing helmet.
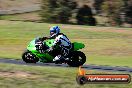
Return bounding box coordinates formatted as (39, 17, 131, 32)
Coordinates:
(50, 26, 60, 36)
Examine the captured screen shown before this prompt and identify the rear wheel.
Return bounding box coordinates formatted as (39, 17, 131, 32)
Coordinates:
(22, 50, 39, 63)
(67, 51, 86, 67)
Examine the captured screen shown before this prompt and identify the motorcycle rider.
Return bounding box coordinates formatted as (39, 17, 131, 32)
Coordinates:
(39, 26, 72, 63)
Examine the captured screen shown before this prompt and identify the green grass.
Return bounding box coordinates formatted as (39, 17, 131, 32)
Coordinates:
(0, 63, 131, 88)
(0, 20, 132, 88)
(88, 55, 132, 67)
(0, 20, 132, 67)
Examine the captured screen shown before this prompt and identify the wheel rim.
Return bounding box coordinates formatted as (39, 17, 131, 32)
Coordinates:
(78, 56, 83, 63)
(68, 51, 86, 67)
(24, 53, 34, 61)
(69, 55, 84, 66)
(69, 56, 80, 64)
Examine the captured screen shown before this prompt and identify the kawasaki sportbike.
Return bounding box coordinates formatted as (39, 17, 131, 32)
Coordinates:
(22, 37, 86, 67)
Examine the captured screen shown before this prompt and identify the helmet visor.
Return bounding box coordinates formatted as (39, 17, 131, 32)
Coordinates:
(50, 32, 55, 36)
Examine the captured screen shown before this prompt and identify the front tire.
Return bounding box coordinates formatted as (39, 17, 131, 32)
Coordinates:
(67, 51, 86, 67)
(22, 50, 39, 63)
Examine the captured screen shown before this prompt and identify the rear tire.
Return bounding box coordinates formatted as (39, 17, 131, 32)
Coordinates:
(22, 50, 39, 63)
(67, 51, 86, 67)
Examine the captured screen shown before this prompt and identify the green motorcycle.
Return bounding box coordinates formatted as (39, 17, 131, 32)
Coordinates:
(22, 37, 86, 67)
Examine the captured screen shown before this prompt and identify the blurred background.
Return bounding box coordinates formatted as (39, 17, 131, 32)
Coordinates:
(0, 0, 132, 27)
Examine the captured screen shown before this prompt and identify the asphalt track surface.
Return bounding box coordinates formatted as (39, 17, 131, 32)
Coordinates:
(0, 58, 132, 73)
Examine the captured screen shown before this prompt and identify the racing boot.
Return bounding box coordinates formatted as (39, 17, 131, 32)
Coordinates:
(53, 55, 65, 64)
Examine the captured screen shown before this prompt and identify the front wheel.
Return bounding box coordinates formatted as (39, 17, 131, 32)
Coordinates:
(22, 50, 39, 63)
(67, 51, 86, 67)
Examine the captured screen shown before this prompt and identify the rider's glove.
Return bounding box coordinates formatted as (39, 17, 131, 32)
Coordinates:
(38, 38, 43, 41)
